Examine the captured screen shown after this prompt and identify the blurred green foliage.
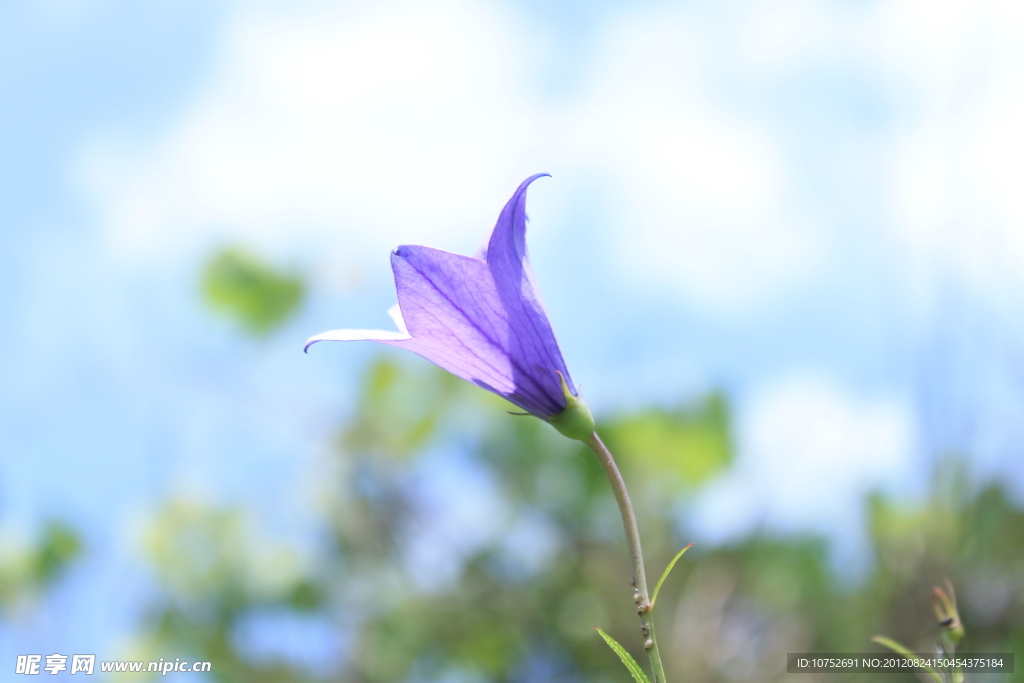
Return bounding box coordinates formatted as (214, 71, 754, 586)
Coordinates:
(601, 393, 732, 492)
(201, 247, 304, 335)
(131, 357, 1024, 682)
(145, 251, 1024, 680)
(131, 500, 319, 682)
(0, 520, 82, 613)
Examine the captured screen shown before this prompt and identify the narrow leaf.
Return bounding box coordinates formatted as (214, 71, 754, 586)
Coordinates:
(872, 636, 944, 683)
(595, 627, 652, 683)
(651, 543, 694, 610)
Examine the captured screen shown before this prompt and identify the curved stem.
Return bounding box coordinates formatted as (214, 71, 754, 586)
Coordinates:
(584, 432, 667, 683)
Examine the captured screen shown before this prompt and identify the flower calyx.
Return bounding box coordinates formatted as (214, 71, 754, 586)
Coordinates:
(547, 371, 595, 441)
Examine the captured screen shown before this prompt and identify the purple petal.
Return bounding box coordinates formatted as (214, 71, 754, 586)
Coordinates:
(389, 245, 564, 417)
(484, 174, 578, 401)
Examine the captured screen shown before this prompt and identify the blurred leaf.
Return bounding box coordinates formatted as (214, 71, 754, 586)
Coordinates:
(33, 520, 82, 583)
(287, 579, 325, 611)
(603, 392, 732, 491)
(0, 519, 82, 612)
(201, 247, 304, 336)
(341, 357, 463, 460)
(142, 499, 304, 609)
(595, 627, 652, 683)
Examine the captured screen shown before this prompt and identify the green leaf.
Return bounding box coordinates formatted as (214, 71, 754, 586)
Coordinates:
(201, 246, 304, 336)
(32, 521, 82, 583)
(872, 636, 943, 683)
(651, 543, 693, 610)
(595, 627, 652, 683)
(603, 394, 732, 490)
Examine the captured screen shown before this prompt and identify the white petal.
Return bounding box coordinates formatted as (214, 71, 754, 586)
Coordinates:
(304, 327, 410, 352)
(387, 304, 409, 335)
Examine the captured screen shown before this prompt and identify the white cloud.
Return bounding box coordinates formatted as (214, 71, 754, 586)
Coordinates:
(75, 0, 821, 313)
(876, 0, 1024, 307)
(737, 0, 841, 75)
(78, 0, 545, 268)
(73, 0, 1024, 316)
(569, 8, 824, 313)
(692, 376, 917, 551)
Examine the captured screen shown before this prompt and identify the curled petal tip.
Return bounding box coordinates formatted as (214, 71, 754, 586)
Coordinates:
(518, 173, 551, 193)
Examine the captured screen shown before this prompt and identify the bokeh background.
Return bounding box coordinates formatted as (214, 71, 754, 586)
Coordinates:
(2, 0, 1023, 680)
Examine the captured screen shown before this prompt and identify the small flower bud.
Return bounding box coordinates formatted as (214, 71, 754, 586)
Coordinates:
(932, 580, 965, 645)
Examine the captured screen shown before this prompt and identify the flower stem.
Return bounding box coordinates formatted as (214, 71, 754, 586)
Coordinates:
(583, 432, 667, 683)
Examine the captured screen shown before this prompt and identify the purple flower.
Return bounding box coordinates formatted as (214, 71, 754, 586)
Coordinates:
(306, 174, 591, 432)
